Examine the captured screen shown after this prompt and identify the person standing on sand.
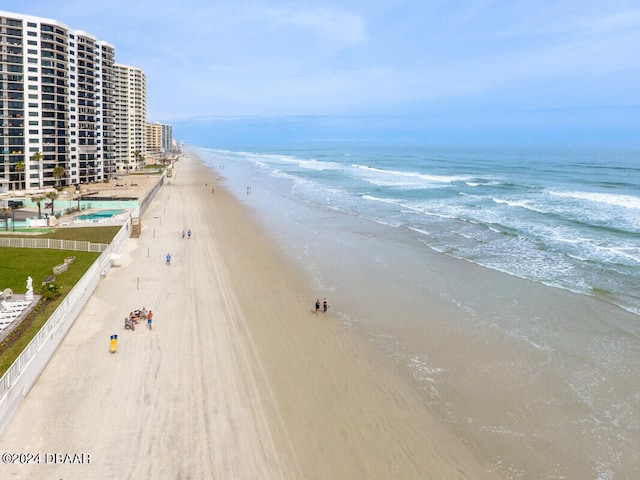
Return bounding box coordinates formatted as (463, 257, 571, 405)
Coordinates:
(323, 297, 328, 313)
(315, 299, 320, 314)
(166, 253, 172, 265)
(147, 310, 153, 330)
(187, 228, 192, 239)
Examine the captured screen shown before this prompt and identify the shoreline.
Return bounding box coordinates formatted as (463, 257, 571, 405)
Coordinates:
(0, 150, 497, 478)
(184, 150, 500, 478)
(200, 144, 640, 478)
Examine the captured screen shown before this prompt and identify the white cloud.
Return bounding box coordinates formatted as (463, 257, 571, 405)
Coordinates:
(251, 4, 367, 47)
(577, 7, 640, 35)
(17, 0, 639, 122)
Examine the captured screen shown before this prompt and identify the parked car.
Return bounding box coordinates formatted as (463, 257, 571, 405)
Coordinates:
(8, 200, 24, 208)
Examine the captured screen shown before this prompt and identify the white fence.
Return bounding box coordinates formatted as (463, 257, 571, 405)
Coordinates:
(0, 237, 107, 252)
(0, 172, 163, 433)
(0, 209, 136, 433)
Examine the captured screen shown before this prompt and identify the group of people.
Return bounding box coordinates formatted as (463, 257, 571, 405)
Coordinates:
(167, 228, 194, 265)
(124, 307, 153, 331)
(315, 297, 329, 314)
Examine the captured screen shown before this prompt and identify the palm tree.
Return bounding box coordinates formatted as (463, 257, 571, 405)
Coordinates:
(0, 206, 11, 231)
(32, 194, 45, 219)
(32, 152, 43, 189)
(53, 166, 66, 189)
(132, 150, 140, 171)
(15, 161, 25, 190)
(45, 190, 58, 215)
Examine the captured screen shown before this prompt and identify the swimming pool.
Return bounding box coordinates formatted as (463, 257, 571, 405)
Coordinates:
(74, 209, 126, 221)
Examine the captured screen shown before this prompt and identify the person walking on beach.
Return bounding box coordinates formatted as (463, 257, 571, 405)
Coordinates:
(147, 310, 153, 330)
(181, 230, 185, 239)
(166, 252, 172, 265)
(187, 228, 192, 239)
(323, 297, 328, 313)
(315, 299, 320, 314)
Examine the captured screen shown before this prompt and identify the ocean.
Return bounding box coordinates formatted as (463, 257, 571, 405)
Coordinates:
(196, 143, 640, 479)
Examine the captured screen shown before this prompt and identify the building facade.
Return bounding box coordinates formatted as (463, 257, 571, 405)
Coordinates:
(0, 11, 149, 193)
(72, 30, 114, 186)
(145, 122, 172, 161)
(114, 63, 146, 172)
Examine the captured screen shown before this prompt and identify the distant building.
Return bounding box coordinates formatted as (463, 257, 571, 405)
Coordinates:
(146, 122, 173, 162)
(0, 10, 156, 193)
(114, 64, 146, 172)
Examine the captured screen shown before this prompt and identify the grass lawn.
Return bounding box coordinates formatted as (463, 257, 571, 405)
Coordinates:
(0, 225, 121, 243)
(7, 228, 54, 234)
(0, 226, 121, 376)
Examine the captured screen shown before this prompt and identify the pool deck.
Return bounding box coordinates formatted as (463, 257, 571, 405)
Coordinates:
(3, 173, 164, 228)
(69, 211, 128, 225)
(58, 173, 163, 202)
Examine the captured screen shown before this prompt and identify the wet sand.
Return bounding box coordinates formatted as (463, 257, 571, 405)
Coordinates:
(0, 151, 498, 479)
(216, 150, 640, 478)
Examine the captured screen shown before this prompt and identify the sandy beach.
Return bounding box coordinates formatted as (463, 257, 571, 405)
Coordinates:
(0, 151, 498, 479)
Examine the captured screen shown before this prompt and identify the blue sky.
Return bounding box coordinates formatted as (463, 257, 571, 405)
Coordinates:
(13, 1, 640, 145)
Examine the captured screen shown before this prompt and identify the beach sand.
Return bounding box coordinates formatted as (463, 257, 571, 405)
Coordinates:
(0, 151, 498, 479)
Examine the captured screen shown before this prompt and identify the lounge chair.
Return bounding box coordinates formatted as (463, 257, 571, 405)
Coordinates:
(0, 311, 19, 322)
(2, 288, 12, 300)
(8, 299, 30, 306)
(0, 315, 18, 329)
(1, 300, 29, 312)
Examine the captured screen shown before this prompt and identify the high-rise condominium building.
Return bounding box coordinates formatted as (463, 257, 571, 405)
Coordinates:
(146, 122, 172, 160)
(114, 64, 146, 172)
(0, 11, 145, 193)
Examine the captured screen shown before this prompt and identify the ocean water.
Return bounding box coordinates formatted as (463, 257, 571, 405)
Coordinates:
(196, 143, 640, 479)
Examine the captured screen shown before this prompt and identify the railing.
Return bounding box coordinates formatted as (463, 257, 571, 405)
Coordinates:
(0, 216, 131, 428)
(0, 175, 159, 428)
(138, 172, 165, 215)
(0, 237, 107, 252)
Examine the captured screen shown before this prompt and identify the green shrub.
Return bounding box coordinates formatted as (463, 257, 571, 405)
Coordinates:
(41, 282, 62, 300)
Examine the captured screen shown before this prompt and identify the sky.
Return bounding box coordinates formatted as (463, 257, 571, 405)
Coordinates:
(10, 1, 640, 145)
